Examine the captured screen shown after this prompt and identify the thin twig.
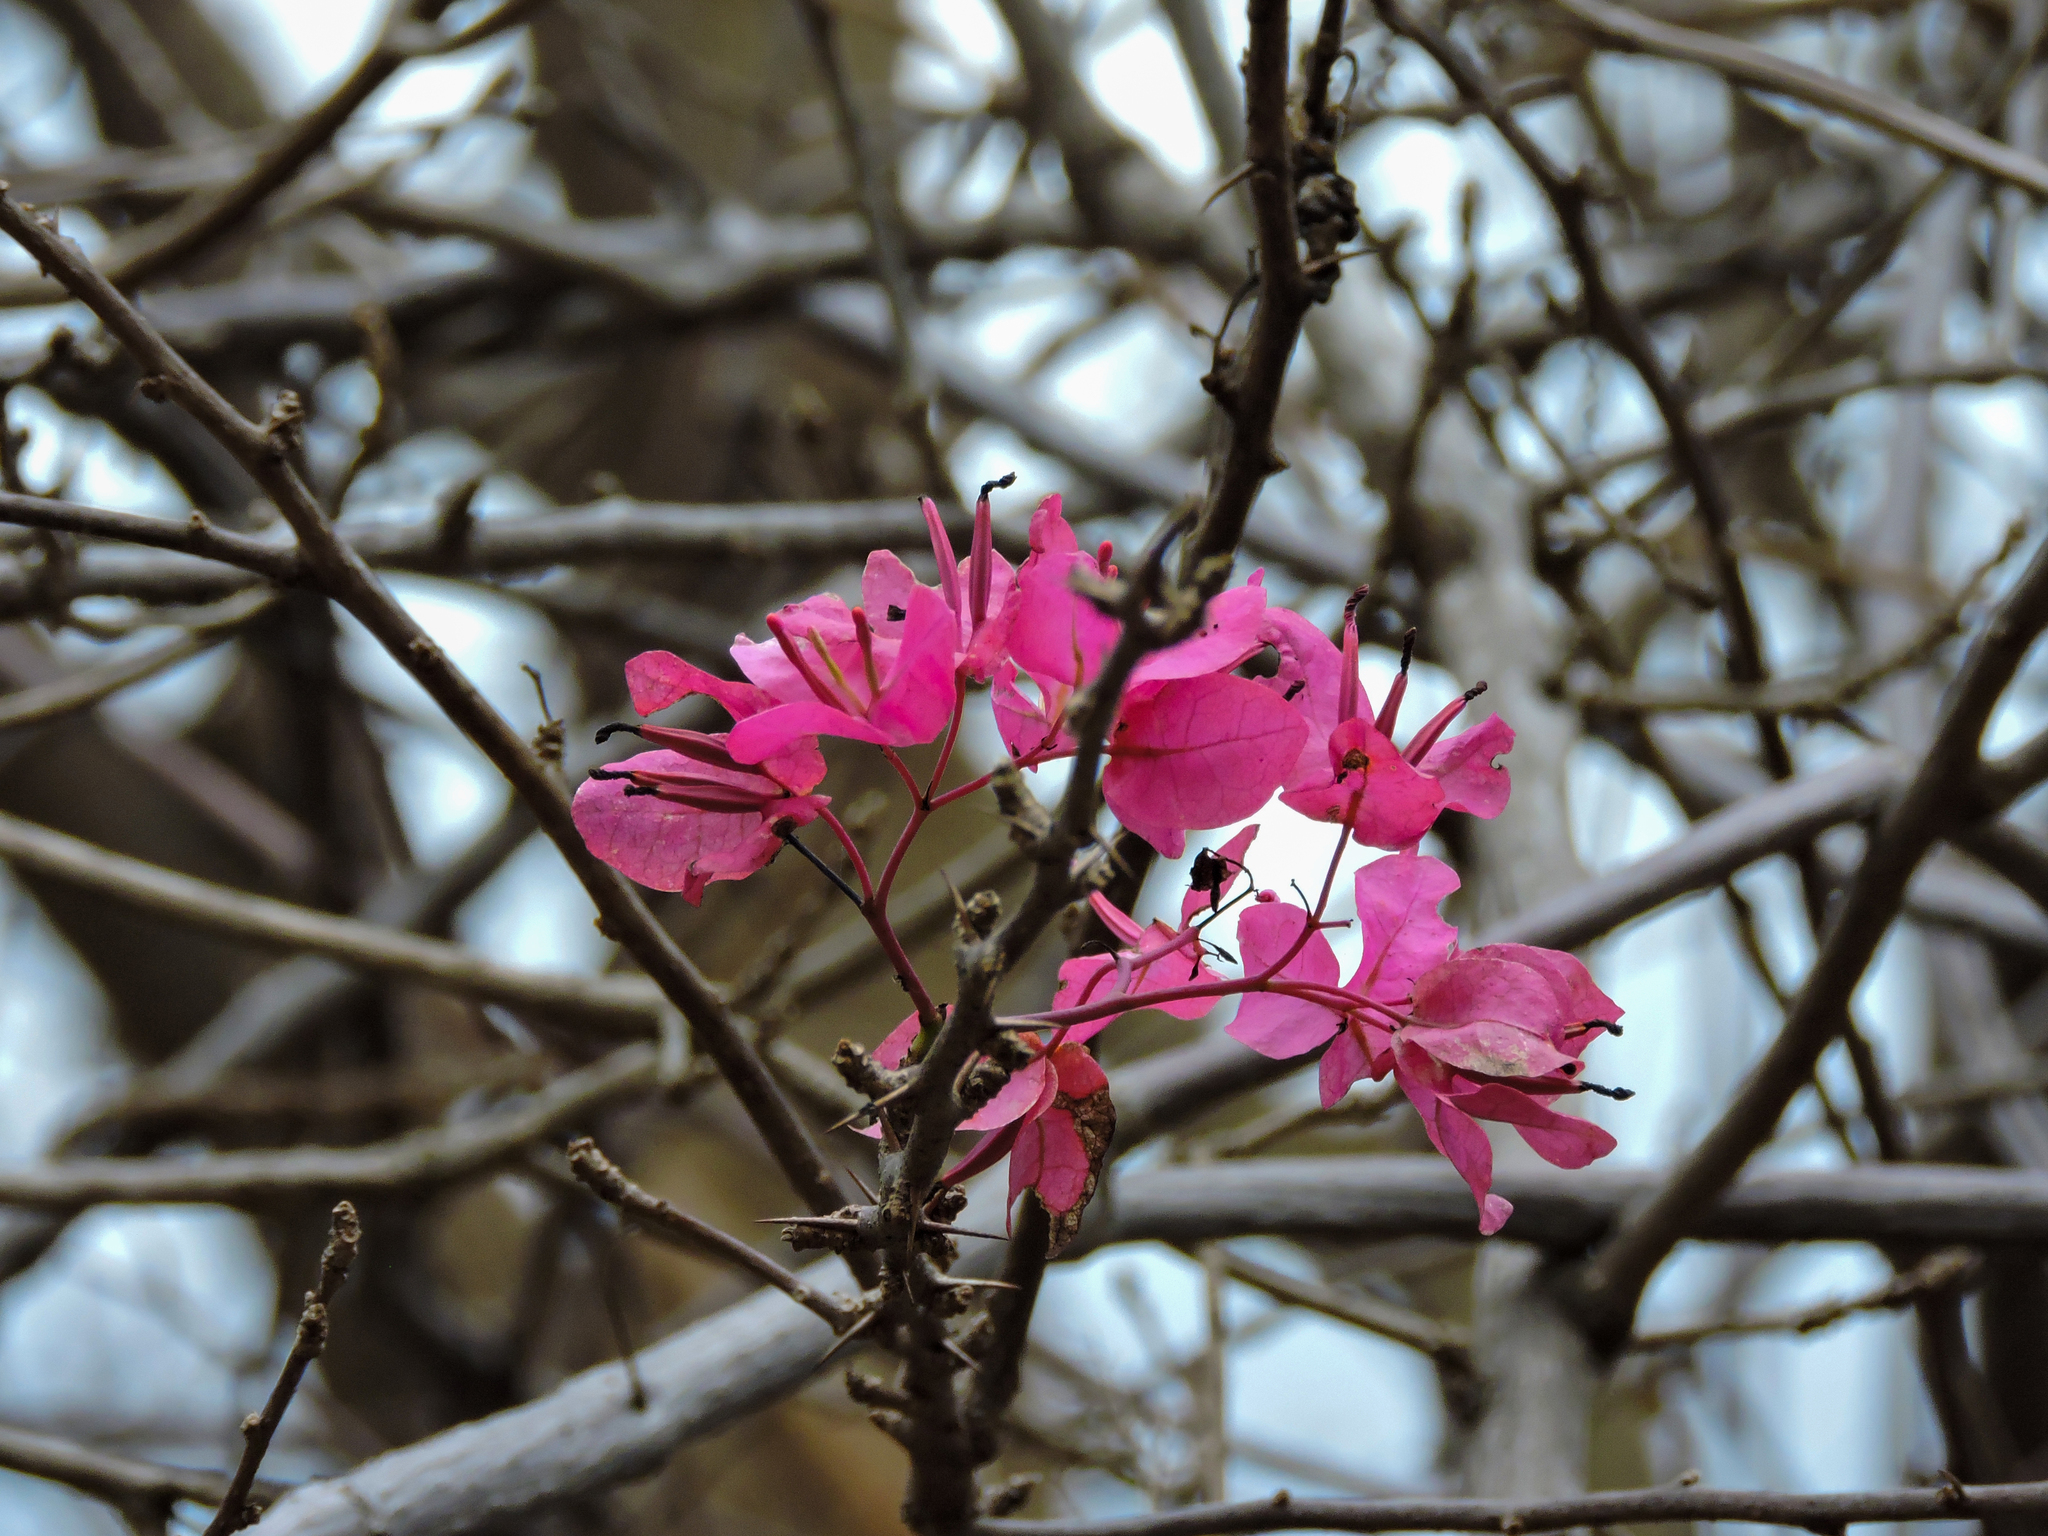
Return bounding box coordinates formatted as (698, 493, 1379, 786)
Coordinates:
(0, 186, 850, 1225)
(567, 1138, 862, 1332)
(1580, 529, 2048, 1344)
(1215, 1249, 1475, 1370)
(0, 586, 274, 729)
(971, 1477, 2048, 1535)
(203, 1200, 361, 1536)
(1545, 0, 2048, 197)
(1629, 1248, 1979, 1350)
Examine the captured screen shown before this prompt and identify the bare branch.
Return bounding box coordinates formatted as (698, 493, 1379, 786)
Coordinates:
(203, 1200, 361, 1536)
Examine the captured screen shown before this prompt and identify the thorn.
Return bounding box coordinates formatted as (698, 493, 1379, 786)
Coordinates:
(921, 1223, 1008, 1242)
(828, 1078, 919, 1135)
(1200, 160, 1256, 212)
(943, 1336, 983, 1374)
(758, 1215, 861, 1228)
(940, 1277, 1021, 1291)
(844, 1165, 878, 1202)
(817, 1307, 881, 1365)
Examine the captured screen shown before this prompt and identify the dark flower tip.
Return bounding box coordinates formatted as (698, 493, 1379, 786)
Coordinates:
(594, 722, 645, 744)
(1463, 681, 1489, 701)
(980, 471, 1018, 500)
(587, 766, 634, 781)
(1580, 1081, 1634, 1101)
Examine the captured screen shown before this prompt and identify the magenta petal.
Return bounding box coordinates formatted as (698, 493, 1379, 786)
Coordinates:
(1225, 903, 1343, 1057)
(869, 583, 961, 743)
(1129, 578, 1269, 686)
(571, 750, 823, 901)
(873, 1013, 922, 1069)
(1228, 992, 1342, 1058)
(624, 651, 772, 721)
(1048, 1042, 1109, 1097)
(1102, 675, 1308, 858)
(1466, 943, 1623, 1031)
(993, 661, 1072, 763)
(1412, 954, 1571, 1037)
(1449, 1083, 1618, 1169)
(1404, 1017, 1578, 1079)
(1281, 717, 1445, 850)
(1349, 850, 1461, 1005)
(1255, 607, 1344, 743)
(1420, 713, 1514, 819)
(1008, 548, 1119, 690)
(1086, 891, 1148, 947)
(1012, 1107, 1092, 1214)
(961, 1056, 1055, 1132)
(729, 699, 890, 762)
(861, 550, 923, 636)
(1318, 1025, 1372, 1107)
(1402, 1064, 1508, 1234)
(1028, 492, 1076, 555)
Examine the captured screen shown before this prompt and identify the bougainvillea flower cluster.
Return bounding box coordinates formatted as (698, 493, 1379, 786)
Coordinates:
(573, 486, 1622, 1238)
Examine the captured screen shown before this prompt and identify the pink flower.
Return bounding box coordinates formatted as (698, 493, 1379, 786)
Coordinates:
(724, 579, 962, 763)
(870, 1016, 1115, 1253)
(1226, 850, 1458, 1081)
(1257, 598, 1513, 848)
(863, 482, 1018, 681)
(572, 730, 829, 904)
(996, 495, 1301, 855)
(1220, 849, 1619, 1234)
(1052, 890, 1230, 1029)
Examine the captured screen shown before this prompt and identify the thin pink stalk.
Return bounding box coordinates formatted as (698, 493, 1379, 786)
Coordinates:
(923, 680, 969, 803)
(814, 805, 876, 904)
(925, 745, 1077, 810)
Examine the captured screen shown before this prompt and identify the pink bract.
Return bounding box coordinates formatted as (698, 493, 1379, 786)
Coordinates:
(1255, 602, 1514, 848)
(727, 582, 961, 761)
(570, 747, 828, 905)
(1102, 674, 1308, 858)
(1052, 891, 1226, 1031)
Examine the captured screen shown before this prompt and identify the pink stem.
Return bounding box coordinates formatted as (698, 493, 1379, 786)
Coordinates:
(923, 680, 969, 803)
(813, 806, 875, 904)
(925, 745, 1078, 810)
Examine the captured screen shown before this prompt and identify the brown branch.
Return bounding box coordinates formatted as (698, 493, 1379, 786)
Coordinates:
(1215, 1249, 1475, 1371)
(788, 0, 951, 497)
(1578, 529, 2048, 1344)
(1373, 0, 1794, 778)
(0, 1045, 658, 1211)
(0, 1421, 273, 1530)
(79, 0, 554, 295)
(0, 586, 273, 728)
(971, 1478, 2048, 1535)
(0, 188, 849, 1224)
(567, 1137, 862, 1331)
(1180, 0, 1314, 575)
(1630, 1248, 1979, 1350)
(0, 808, 666, 1029)
(203, 1201, 360, 1536)
(0, 489, 299, 579)
(1087, 1155, 2048, 1252)
(1546, 0, 2048, 198)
